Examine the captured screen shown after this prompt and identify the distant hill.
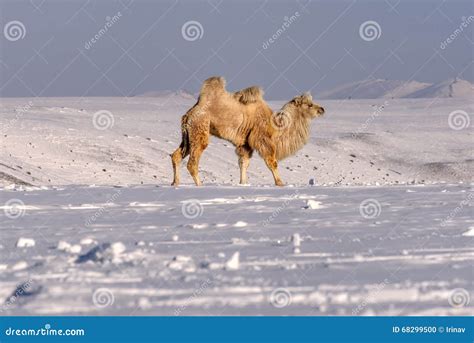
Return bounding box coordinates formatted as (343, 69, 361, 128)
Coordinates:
(317, 78, 474, 99)
(317, 79, 430, 99)
(136, 89, 196, 100)
(404, 78, 474, 99)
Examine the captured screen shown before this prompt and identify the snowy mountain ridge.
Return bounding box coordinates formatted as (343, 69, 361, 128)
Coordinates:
(318, 78, 474, 100)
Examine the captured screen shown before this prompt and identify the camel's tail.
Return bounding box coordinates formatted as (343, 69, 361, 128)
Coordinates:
(179, 114, 191, 157)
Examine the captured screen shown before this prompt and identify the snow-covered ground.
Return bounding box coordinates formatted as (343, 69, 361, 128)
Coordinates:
(0, 96, 472, 315)
(0, 96, 472, 187)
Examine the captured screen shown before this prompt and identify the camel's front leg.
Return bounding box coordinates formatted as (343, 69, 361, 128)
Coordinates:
(264, 155, 284, 186)
(236, 145, 253, 184)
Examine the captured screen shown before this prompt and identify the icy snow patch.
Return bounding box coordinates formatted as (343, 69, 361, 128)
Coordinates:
(11, 261, 28, 271)
(225, 252, 240, 270)
(57, 241, 82, 254)
(304, 200, 325, 209)
(461, 227, 474, 237)
(16, 238, 35, 248)
(167, 256, 196, 272)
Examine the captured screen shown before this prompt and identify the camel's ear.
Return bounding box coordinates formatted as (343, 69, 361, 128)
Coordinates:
(292, 98, 300, 106)
(292, 92, 312, 106)
(302, 92, 312, 103)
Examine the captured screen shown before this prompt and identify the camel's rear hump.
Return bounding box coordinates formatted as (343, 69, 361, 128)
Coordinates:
(233, 86, 264, 104)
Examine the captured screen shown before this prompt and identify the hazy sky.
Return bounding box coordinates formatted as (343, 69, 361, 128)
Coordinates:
(0, 0, 472, 99)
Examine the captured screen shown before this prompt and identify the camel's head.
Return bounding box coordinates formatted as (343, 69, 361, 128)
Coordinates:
(290, 92, 325, 119)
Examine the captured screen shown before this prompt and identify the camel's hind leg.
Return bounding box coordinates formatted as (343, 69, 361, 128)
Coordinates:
(172, 103, 210, 186)
(187, 141, 208, 186)
(171, 145, 188, 186)
(187, 127, 209, 186)
(171, 116, 191, 186)
(236, 145, 253, 184)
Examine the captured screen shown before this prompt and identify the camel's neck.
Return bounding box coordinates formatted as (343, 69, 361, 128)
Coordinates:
(274, 106, 311, 161)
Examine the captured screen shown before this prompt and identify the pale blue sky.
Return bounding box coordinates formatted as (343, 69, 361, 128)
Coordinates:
(0, 0, 472, 98)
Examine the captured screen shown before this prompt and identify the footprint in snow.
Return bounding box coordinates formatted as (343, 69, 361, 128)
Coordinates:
(76, 242, 125, 264)
(3, 281, 42, 308)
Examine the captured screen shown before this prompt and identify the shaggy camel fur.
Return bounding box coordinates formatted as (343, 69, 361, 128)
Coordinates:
(171, 76, 325, 186)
